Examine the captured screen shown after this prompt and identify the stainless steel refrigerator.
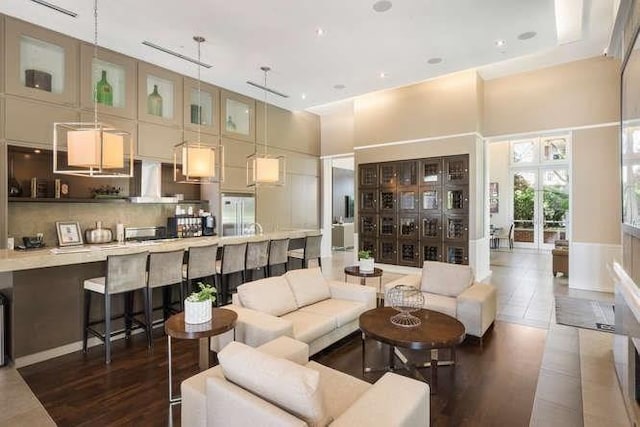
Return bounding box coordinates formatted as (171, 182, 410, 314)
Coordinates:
(221, 193, 256, 236)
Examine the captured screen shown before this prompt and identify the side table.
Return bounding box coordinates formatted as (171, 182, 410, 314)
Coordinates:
(344, 266, 384, 305)
(164, 308, 237, 404)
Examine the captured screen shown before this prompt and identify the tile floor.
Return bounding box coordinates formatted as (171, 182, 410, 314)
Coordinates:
(0, 247, 632, 426)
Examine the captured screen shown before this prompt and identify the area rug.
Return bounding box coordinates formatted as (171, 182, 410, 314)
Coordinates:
(555, 296, 615, 333)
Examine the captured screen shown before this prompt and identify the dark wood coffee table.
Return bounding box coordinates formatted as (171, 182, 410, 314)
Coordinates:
(164, 308, 237, 404)
(359, 307, 465, 393)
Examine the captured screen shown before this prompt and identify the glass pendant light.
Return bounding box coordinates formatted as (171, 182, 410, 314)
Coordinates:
(174, 36, 223, 183)
(53, 0, 133, 177)
(246, 66, 286, 187)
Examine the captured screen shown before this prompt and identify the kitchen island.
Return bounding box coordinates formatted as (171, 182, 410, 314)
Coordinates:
(0, 229, 320, 366)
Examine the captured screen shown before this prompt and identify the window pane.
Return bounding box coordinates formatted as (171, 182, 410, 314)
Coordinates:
(541, 137, 568, 161)
(512, 140, 535, 164)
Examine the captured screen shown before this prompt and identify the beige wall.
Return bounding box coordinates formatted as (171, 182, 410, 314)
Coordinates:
(320, 101, 355, 157)
(572, 126, 621, 244)
(353, 70, 480, 146)
(488, 141, 510, 229)
(483, 56, 620, 136)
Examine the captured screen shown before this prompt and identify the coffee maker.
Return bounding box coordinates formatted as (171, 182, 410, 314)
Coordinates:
(202, 215, 216, 236)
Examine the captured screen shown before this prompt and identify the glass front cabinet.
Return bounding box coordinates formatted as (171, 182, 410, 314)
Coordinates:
(184, 78, 220, 135)
(138, 62, 183, 126)
(221, 90, 255, 142)
(358, 154, 469, 267)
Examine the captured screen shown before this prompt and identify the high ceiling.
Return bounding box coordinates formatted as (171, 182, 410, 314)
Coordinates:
(1, 0, 618, 112)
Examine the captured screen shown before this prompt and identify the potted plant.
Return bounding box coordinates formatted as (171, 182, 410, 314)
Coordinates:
(358, 250, 375, 272)
(184, 282, 217, 324)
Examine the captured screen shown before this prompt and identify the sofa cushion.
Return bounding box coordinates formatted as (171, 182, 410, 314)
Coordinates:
(218, 342, 330, 427)
(281, 310, 336, 344)
(238, 276, 298, 317)
(285, 267, 331, 308)
(300, 299, 367, 328)
(305, 361, 371, 420)
(423, 292, 457, 318)
(421, 261, 473, 297)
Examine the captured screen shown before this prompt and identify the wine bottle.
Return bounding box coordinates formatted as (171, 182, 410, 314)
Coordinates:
(148, 84, 163, 116)
(226, 115, 237, 131)
(96, 70, 113, 106)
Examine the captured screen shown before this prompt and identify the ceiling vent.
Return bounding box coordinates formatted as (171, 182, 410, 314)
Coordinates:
(29, 0, 77, 17)
(142, 41, 212, 68)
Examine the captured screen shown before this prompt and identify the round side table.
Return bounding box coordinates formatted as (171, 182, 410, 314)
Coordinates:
(344, 266, 384, 305)
(164, 308, 237, 404)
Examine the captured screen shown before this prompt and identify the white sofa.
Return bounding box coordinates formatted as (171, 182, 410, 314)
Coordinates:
(183, 337, 430, 427)
(385, 261, 497, 339)
(211, 267, 377, 355)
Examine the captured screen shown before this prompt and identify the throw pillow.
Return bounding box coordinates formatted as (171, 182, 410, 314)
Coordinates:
(285, 267, 331, 307)
(238, 276, 298, 316)
(218, 341, 330, 427)
(421, 261, 473, 297)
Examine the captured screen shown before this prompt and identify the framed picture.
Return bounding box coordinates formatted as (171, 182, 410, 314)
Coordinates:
(490, 198, 499, 214)
(55, 221, 83, 246)
(489, 182, 499, 213)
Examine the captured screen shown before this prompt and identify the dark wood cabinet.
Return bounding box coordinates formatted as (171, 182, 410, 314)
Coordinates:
(358, 154, 468, 267)
(359, 237, 377, 259)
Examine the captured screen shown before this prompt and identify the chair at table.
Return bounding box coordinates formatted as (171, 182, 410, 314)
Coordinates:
(245, 240, 269, 282)
(216, 242, 247, 304)
(147, 249, 185, 327)
(267, 238, 289, 277)
(288, 234, 322, 269)
(495, 224, 514, 251)
(183, 244, 219, 299)
(82, 251, 150, 364)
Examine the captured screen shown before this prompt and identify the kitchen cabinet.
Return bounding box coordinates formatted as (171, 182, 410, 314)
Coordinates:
(357, 154, 468, 267)
(80, 44, 137, 119)
(137, 122, 182, 162)
(5, 97, 78, 148)
(221, 90, 255, 142)
(138, 62, 183, 127)
(5, 18, 78, 106)
(184, 78, 220, 135)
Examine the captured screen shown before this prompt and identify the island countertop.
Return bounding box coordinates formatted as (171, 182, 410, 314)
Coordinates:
(0, 229, 321, 273)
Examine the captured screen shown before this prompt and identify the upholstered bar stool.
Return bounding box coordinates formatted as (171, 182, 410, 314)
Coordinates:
(183, 244, 219, 298)
(245, 240, 269, 282)
(267, 238, 289, 277)
(216, 242, 247, 304)
(288, 234, 322, 269)
(148, 249, 185, 326)
(82, 251, 150, 364)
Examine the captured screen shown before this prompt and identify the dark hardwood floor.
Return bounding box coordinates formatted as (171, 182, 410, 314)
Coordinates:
(19, 320, 546, 426)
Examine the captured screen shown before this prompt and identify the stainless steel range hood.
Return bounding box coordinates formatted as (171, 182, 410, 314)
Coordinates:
(129, 161, 179, 203)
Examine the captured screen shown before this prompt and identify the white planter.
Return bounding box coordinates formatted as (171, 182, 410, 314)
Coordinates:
(359, 258, 375, 272)
(184, 299, 212, 324)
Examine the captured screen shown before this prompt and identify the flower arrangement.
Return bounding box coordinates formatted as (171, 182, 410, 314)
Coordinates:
(184, 282, 217, 324)
(186, 282, 217, 303)
(358, 250, 372, 259)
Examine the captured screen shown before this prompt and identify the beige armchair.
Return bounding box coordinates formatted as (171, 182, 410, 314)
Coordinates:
(182, 337, 430, 427)
(385, 261, 497, 341)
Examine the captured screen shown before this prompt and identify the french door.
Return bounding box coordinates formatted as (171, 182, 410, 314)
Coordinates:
(512, 167, 569, 249)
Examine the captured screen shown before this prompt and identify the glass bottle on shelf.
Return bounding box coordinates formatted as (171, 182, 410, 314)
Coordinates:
(226, 115, 237, 131)
(96, 70, 113, 106)
(147, 84, 163, 116)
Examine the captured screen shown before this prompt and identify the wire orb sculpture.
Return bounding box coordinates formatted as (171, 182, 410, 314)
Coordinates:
(387, 285, 425, 327)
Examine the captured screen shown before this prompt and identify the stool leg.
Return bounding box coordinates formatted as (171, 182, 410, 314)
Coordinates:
(83, 290, 91, 353)
(145, 287, 153, 348)
(161, 286, 170, 320)
(104, 294, 112, 364)
(124, 292, 133, 339)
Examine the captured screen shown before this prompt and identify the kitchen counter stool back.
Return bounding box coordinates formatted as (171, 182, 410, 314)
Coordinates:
(217, 242, 247, 304)
(82, 251, 150, 364)
(245, 240, 269, 282)
(267, 238, 290, 277)
(183, 244, 219, 300)
(288, 234, 322, 269)
(148, 249, 185, 330)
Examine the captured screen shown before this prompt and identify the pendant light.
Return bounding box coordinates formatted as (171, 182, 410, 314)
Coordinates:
(53, 0, 133, 177)
(246, 66, 286, 187)
(174, 36, 223, 183)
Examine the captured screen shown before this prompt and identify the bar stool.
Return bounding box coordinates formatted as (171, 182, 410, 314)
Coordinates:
(183, 244, 219, 298)
(148, 249, 185, 326)
(245, 240, 269, 282)
(267, 238, 289, 277)
(82, 251, 150, 364)
(288, 234, 322, 269)
(216, 242, 247, 304)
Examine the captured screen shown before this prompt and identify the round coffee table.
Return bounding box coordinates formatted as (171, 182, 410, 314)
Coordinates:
(165, 308, 237, 403)
(359, 307, 465, 393)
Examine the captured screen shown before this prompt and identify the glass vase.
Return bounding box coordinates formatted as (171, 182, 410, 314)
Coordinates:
(147, 84, 163, 117)
(96, 70, 113, 106)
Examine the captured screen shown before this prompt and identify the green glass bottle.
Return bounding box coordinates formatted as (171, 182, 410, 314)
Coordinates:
(96, 70, 113, 106)
(148, 84, 163, 116)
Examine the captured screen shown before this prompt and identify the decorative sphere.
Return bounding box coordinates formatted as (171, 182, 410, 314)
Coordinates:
(387, 285, 424, 314)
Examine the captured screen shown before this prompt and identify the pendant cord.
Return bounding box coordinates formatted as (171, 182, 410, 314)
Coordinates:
(197, 38, 202, 144)
(263, 68, 268, 156)
(93, 0, 98, 127)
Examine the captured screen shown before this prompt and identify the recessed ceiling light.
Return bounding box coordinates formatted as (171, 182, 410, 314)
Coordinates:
(316, 27, 325, 36)
(301, 93, 307, 100)
(427, 57, 442, 65)
(379, 72, 387, 78)
(334, 84, 346, 90)
(372, 0, 392, 12)
(518, 31, 537, 40)
(494, 39, 507, 48)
